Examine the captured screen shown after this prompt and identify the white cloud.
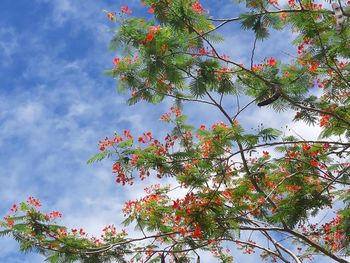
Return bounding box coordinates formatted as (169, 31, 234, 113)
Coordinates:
(16, 102, 44, 123)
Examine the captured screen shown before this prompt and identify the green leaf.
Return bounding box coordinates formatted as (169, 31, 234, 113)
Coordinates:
(45, 253, 60, 263)
(12, 223, 27, 232)
(20, 202, 29, 211)
(258, 128, 282, 141)
(87, 151, 111, 164)
(118, 139, 134, 148)
(7, 216, 26, 222)
(0, 229, 12, 237)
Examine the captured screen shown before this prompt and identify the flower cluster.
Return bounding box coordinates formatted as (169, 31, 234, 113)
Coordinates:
(191, 1, 203, 14)
(27, 196, 41, 207)
(145, 25, 161, 43)
(252, 57, 277, 71)
(121, 6, 132, 15)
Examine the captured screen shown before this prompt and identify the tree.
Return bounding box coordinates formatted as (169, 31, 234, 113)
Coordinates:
(1, 0, 350, 262)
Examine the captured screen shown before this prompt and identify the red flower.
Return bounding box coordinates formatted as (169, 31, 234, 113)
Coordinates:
(131, 154, 139, 165)
(27, 196, 41, 207)
(113, 57, 120, 65)
(266, 57, 277, 66)
(121, 6, 132, 15)
(149, 26, 160, 34)
(123, 130, 133, 139)
(310, 160, 318, 167)
(172, 199, 181, 209)
(268, 0, 279, 6)
(145, 132, 152, 140)
(252, 64, 264, 71)
(323, 143, 330, 150)
(10, 204, 18, 213)
(49, 211, 62, 219)
(192, 1, 203, 14)
(79, 228, 86, 236)
(288, 0, 295, 6)
(145, 33, 155, 43)
(302, 143, 311, 151)
(145, 26, 160, 43)
(138, 136, 146, 143)
(283, 71, 290, 77)
(112, 162, 121, 173)
(222, 191, 231, 198)
(310, 150, 319, 157)
(6, 219, 14, 227)
(193, 224, 203, 239)
(199, 48, 206, 55)
(263, 151, 270, 156)
(339, 62, 347, 68)
(147, 8, 154, 13)
(320, 114, 331, 127)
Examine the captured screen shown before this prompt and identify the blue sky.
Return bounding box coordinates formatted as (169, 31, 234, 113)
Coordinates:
(0, 0, 331, 262)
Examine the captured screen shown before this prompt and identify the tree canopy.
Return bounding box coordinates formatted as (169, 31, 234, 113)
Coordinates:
(1, 0, 350, 262)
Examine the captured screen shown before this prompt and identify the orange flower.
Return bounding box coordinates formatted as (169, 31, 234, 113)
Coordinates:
(308, 62, 319, 72)
(106, 12, 115, 20)
(280, 12, 288, 20)
(320, 114, 331, 127)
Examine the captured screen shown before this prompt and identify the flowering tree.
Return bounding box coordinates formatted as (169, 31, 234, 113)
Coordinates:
(1, 0, 350, 262)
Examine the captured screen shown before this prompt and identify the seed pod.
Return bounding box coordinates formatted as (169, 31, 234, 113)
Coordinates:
(332, 3, 344, 34)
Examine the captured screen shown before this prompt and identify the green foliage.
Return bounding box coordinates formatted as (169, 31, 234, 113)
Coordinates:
(3, 0, 350, 262)
(87, 151, 112, 164)
(258, 128, 282, 142)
